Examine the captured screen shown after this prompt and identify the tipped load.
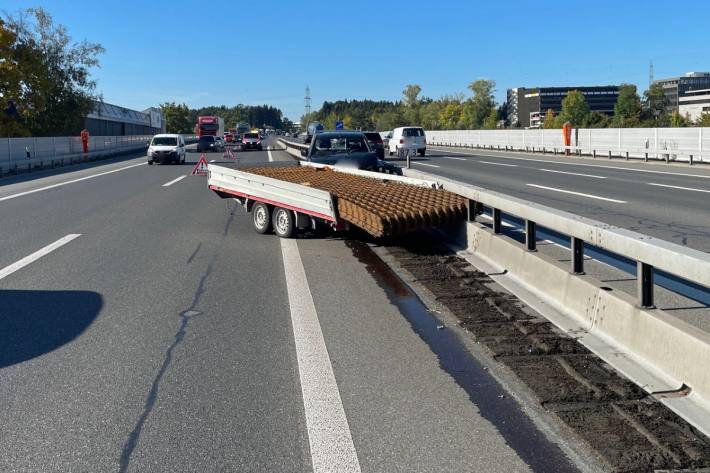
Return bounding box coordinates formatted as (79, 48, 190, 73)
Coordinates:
(243, 166, 467, 237)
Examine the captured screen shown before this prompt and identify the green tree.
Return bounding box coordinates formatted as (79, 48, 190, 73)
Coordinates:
(402, 84, 421, 108)
(586, 111, 611, 128)
(439, 101, 463, 129)
(670, 110, 689, 127)
(160, 102, 192, 133)
(696, 113, 710, 127)
(612, 84, 642, 127)
(542, 108, 557, 129)
(1, 8, 104, 136)
(642, 83, 669, 127)
(557, 90, 589, 127)
(482, 107, 498, 129)
(463, 79, 496, 129)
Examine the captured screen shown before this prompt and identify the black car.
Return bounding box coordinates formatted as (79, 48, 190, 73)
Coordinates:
(363, 132, 385, 159)
(197, 135, 218, 152)
(300, 131, 401, 174)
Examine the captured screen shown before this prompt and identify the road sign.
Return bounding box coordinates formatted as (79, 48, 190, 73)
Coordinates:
(191, 154, 209, 175)
(335, 120, 344, 130)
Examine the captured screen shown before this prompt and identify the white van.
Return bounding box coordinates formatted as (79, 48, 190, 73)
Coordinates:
(148, 134, 186, 165)
(388, 126, 426, 157)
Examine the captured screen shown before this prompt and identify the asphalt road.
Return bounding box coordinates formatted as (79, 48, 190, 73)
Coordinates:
(0, 138, 581, 472)
(397, 146, 710, 252)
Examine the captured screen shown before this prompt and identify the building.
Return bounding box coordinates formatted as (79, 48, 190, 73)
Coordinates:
(84, 101, 164, 136)
(652, 72, 710, 112)
(507, 86, 621, 128)
(679, 89, 710, 121)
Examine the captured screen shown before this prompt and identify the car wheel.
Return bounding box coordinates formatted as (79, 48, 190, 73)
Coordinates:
(419, 148, 426, 157)
(272, 207, 294, 238)
(252, 202, 272, 234)
(148, 160, 153, 165)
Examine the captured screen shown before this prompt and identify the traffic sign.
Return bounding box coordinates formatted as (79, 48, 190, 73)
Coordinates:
(191, 154, 209, 175)
(335, 120, 344, 130)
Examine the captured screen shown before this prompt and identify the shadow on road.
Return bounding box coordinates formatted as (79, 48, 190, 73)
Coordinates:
(0, 289, 102, 368)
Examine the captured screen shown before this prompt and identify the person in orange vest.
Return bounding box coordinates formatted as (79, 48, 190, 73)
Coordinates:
(80, 129, 89, 154)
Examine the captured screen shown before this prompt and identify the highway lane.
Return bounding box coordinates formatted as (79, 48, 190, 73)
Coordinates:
(404, 146, 710, 252)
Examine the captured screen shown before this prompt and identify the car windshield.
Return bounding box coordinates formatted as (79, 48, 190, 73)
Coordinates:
(151, 137, 177, 146)
(200, 123, 218, 131)
(313, 136, 370, 156)
(199, 136, 215, 142)
(244, 133, 259, 139)
(403, 128, 424, 137)
(363, 132, 382, 142)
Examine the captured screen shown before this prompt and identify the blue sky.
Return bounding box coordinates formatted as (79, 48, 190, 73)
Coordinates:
(4, 0, 710, 120)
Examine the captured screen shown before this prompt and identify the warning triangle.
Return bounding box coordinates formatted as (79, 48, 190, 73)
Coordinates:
(191, 154, 209, 176)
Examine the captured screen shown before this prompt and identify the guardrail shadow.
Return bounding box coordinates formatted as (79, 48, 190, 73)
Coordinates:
(0, 289, 102, 368)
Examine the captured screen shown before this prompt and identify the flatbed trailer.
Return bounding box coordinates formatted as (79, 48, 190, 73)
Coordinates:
(207, 161, 466, 238)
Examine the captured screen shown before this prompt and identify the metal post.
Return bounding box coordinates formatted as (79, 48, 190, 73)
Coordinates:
(592, 149, 596, 159)
(492, 208, 502, 234)
(467, 200, 481, 222)
(690, 155, 694, 166)
(608, 150, 612, 159)
(525, 220, 537, 251)
(637, 262, 655, 308)
(406, 151, 411, 169)
(626, 151, 629, 160)
(571, 237, 584, 274)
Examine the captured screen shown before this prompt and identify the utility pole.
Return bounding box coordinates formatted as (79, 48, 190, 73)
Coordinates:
(305, 85, 311, 118)
(649, 60, 654, 89)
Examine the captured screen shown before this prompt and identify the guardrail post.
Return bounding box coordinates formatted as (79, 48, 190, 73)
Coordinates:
(467, 200, 482, 221)
(571, 237, 584, 274)
(608, 150, 612, 159)
(492, 208, 502, 234)
(525, 220, 536, 251)
(592, 149, 596, 159)
(690, 154, 694, 165)
(637, 262, 655, 308)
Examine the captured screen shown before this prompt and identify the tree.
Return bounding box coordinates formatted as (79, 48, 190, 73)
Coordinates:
(642, 83, 669, 127)
(542, 109, 557, 129)
(612, 84, 642, 128)
(402, 84, 421, 108)
(463, 79, 496, 129)
(482, 107, 498, 129)
(439, 101, 463, 129)
(696, 113, 710, 127)
(670, 110, 689, 127)
(586, 111, 611, 128)
(1, 8, 104, 136)
(557, 90, 589, 127)
(160, 102, 191, 133)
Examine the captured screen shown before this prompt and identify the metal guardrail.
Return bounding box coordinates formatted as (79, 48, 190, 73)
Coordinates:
(403, 168, 710, 308)
(427, 127, 710, 164)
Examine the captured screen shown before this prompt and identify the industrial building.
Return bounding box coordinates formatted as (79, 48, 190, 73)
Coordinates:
(679, 89, 710, 122)
(84, 101, 165, 136)
(507, 86, 621, 128)
(652, 72, 710, 112)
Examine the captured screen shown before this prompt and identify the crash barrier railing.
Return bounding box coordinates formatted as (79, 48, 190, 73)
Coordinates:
(276, 137, 308, 159)
(427, 127, 710, 164)
(0, 134, 198, 176)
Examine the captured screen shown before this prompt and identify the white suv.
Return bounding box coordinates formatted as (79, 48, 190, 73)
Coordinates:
(388, 127, 426, 157)
(148, 134, 186, 165)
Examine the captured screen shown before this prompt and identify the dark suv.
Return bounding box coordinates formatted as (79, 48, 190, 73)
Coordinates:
(363, 132, 384, 159)
(300, 131, 400, 174)
(197, 135, 218, 152)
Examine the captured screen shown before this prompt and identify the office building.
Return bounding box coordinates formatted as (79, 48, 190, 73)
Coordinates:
(652, 72, 710, 112)
(679, 89, 710, 121)
(507, 86, 620, 128)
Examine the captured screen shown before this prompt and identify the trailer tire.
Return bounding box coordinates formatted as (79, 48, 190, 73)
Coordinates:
(272, 207, 295, 238)
(252, 202, 272, 234)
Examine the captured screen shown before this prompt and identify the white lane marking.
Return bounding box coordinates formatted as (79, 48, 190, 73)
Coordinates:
(267, 149, 274, 162)
(526, 183, 627, 203)
(480, 161, 518, 167)
(429, 146, 710, 179)
(538, 168, 607, 179)
(442, 156, 467, 161)
(0, 234, 81, 281)
(413, 162, 440, 168)
(648, 182, 710, 193)
(209, 159, 216, 163)
(279, 238, 361, 473)
(0, 162, 147, 203)
(161, 175, 186, 187)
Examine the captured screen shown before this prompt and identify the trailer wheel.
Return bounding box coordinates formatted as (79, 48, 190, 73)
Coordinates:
(272, 207, 295, 238)
(252, 202, 272, 234)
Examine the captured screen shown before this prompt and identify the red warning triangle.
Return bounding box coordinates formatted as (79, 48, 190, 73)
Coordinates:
(191, 154, 209, 175)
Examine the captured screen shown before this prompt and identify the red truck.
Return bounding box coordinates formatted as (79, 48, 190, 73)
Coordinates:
(195, 116, 224, 137)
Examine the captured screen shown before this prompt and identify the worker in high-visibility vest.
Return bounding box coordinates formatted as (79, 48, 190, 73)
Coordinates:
(80, 129, 89, 154)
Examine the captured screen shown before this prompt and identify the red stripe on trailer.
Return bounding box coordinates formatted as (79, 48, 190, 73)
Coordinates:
(209, 185, 336, 222)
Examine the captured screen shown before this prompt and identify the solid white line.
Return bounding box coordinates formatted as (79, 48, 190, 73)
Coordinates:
(267, 149, 274, 162)
(429, 146, 710, 179)
(414, 162, 440, 168)
(480, 161, 518, 167)
(161, 175, 186, 187)
(526, 183, 627, 203)
(0, 162, 147, 203)
(279, 238, 361, 473)
(0, 234, 81, 281)
(209, 159, 216, 163)
(442, 156, 467, 161)
(538, 168, 607, 179)
(648, 182, 710, 193)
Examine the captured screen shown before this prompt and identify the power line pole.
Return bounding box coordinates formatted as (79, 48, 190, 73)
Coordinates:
(305, 85, 311, 118)
(649, 60, 654, 88)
